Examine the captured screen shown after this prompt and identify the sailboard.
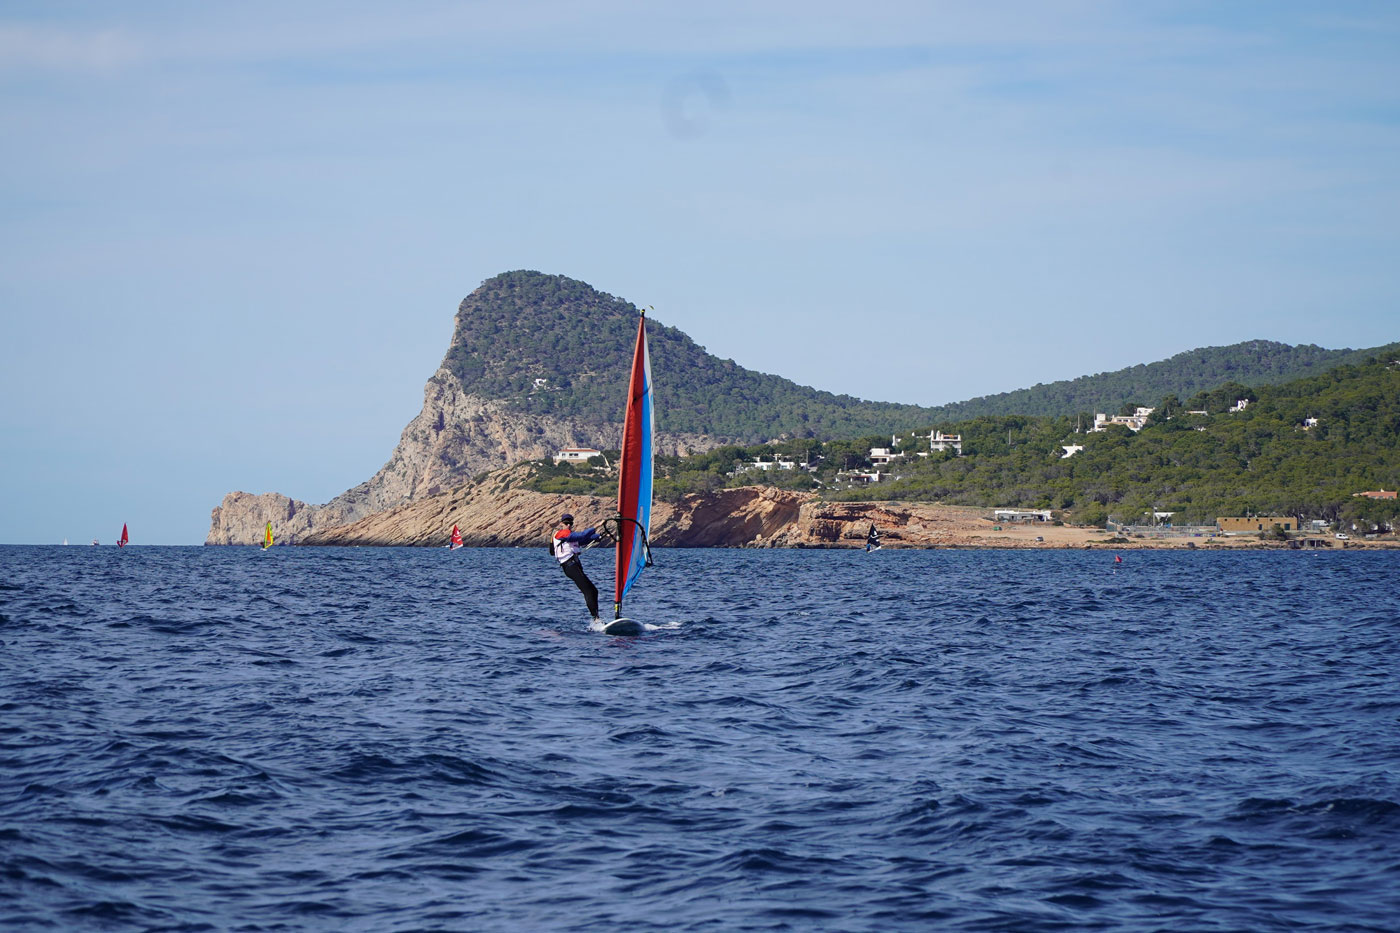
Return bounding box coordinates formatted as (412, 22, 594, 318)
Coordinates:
(448, 524, 464, 550)
(604, 310, 654, 637)
(118, 523, 129, 548)
(262, 521, 274, 550)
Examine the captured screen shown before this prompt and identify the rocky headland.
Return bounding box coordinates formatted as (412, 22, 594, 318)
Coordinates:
(209, 270, 1398, 549)
(285, 462, 1273, 550)
(208, 274, 719, 546)
(292, 463, 1005, 549)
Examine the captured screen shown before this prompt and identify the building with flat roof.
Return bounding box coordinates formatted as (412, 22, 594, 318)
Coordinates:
(993, 508, 1053, 523)
(553, 447, 603, 464)
(1091, 408, 1154, 432)
(1217, 516, 1294, 534)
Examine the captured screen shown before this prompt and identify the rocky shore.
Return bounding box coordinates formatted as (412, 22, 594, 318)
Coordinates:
(211, 464, 1388, 550)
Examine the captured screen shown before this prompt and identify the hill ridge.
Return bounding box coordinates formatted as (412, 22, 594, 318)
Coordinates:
(205, 270, 1395, 544)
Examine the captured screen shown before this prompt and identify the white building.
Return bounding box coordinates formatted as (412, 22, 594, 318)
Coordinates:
(1061, 444, 1084, 458)
(1229, 399, 1250, 413)
(1091, 407, 1154, 432)
(553, 447, 603, 464)
(735, 458, 797, 474)
(993, 508, 1053, 523)
(930, 431, 962, 454)
(904, 429, 963, 455)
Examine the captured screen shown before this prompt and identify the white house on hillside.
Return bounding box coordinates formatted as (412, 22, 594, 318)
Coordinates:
(1091, 407, 1154, 432)
(553, 447, 603, 464)
(930, 431, 962, 454)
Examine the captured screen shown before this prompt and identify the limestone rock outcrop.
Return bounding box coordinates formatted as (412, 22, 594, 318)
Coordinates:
(288, 463, 1012, 549)
(206, 492, 317, 546)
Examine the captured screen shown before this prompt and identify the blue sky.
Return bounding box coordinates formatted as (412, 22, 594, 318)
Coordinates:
(3, 1, 1398, 544)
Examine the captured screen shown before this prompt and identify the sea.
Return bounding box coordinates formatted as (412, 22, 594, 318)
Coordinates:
(1, 545, 1397, 932)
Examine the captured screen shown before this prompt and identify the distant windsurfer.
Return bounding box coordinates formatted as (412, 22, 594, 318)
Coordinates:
(551, 513, 602, 621)
(866, 524, 881, 551)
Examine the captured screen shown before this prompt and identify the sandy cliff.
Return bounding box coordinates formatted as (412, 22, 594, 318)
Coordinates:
(209, 371, 712, 546)
(288, 464, 1122, 549)
(222, 461, 1358, 550)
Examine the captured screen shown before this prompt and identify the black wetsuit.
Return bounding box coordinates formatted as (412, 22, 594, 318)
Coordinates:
(552, 527, 601, 619)
(560, 555, 600, 619)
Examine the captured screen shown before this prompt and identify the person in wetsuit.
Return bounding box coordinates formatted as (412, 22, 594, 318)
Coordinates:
(551, 513, 602, 621)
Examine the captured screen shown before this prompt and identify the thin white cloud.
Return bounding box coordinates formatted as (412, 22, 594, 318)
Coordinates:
(0, 24, 143, 71)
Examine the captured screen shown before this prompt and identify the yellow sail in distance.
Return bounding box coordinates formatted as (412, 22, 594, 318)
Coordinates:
(263, 521, 273, 550)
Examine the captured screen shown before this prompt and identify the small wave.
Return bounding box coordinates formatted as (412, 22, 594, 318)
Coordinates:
(706, 846, 842, 876)
(148, 813, 241, 835)
(608, 724, 673, 743)
(391, 826, 538, 861)
(328, 751, 505, 787)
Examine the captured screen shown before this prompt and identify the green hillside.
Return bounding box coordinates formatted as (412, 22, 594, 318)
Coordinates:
(923, 340, 1389, 421)
(608, 354, 1398, 528)
(444, 271, 938, 439)
(447, 271, 1394, 443)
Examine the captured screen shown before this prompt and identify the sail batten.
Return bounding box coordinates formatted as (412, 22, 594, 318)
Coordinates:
(614, 314, 653, 613)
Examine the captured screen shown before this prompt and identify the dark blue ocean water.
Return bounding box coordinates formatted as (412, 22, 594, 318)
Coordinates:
(2, 546, 1398, 932)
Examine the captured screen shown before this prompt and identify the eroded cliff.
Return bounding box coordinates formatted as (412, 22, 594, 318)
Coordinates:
(288, 462, 1014, 549)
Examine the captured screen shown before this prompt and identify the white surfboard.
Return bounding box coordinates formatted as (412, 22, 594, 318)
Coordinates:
(602, 618, 644, 636)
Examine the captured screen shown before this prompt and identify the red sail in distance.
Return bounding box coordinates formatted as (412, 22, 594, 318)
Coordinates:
(119, 523, 129, 547)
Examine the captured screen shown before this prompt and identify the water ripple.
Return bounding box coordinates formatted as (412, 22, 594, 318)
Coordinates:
(1, 546, 1397, 931)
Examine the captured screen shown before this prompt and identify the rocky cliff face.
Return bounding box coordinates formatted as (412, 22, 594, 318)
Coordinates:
(206, 491, 317, 546)
(209, 292, 716, 546)
(288, 462, 1005, 549)
(208, 369, 716, 545)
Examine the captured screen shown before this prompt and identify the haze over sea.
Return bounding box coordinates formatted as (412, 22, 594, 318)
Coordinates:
(2, 546, 1397, 931)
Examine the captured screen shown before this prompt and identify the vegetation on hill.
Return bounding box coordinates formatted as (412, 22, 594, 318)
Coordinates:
(524, 354, 1400, 530)
(923, 340, 1385, 421)
(445, 271, 1393, 441)
(444, 270, 938, 440)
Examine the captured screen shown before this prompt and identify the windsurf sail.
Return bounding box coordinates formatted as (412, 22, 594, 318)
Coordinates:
(613, 311, 654, 618)
(866, 524, 881, 551)
(119, 523, 128, 548)
(449, 524, 464, 550)
(263, 521, 274, 550)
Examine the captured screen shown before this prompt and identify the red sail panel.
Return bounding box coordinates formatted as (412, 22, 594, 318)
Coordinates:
(614, 313, 652, 609)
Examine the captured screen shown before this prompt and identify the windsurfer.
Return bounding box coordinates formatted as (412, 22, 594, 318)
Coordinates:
(551, 513, 602, 621)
